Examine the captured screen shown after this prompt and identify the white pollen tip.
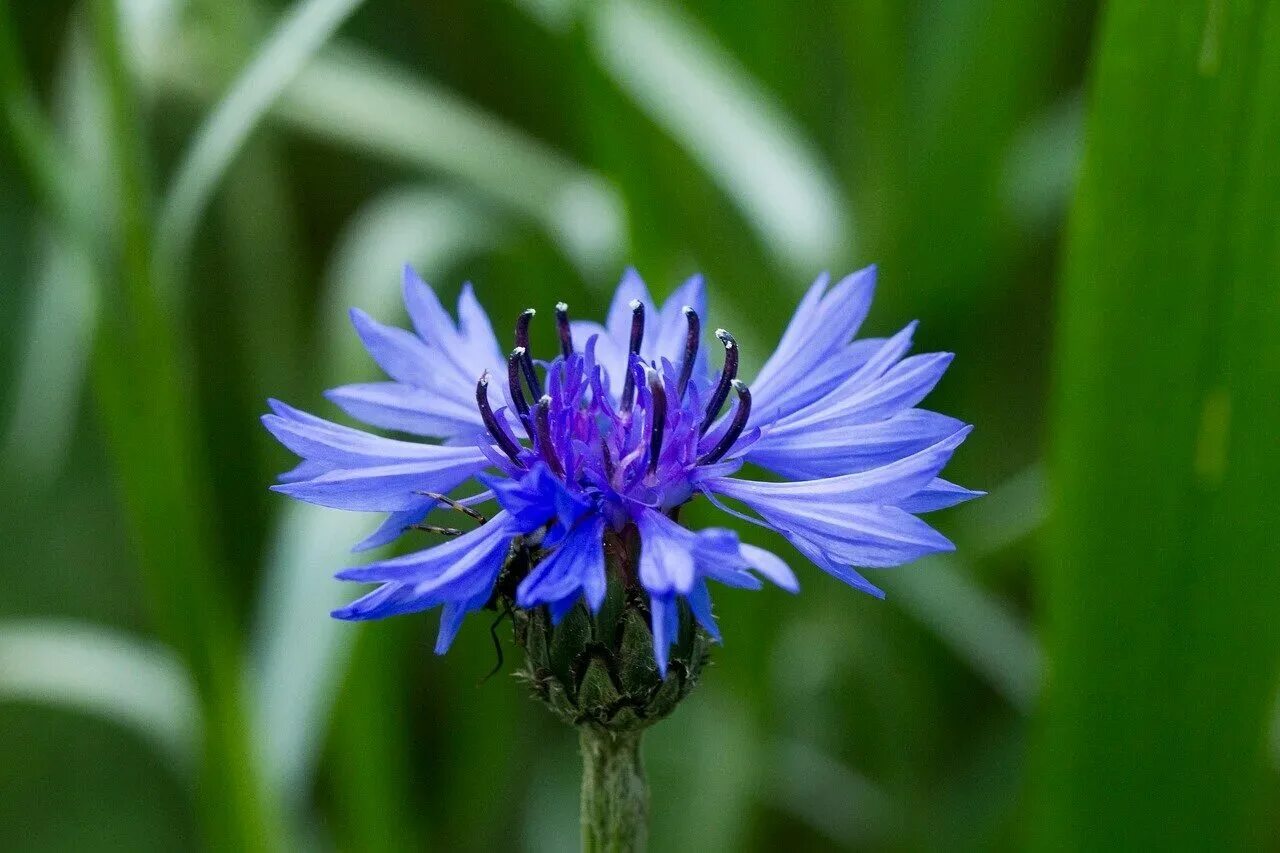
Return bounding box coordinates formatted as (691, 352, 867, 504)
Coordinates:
(628, 298, 642, 311)
(539, 394, 553, 405)
(479, 371, 490, 384)
(682, 305, 695, 315)
(522, 307, 536, 316)
(730, 379, 747, 390)
(556, 301, 569, 312)
(512, 346, 526, 356)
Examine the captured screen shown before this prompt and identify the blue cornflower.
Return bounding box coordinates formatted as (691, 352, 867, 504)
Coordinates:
(264, 266, 980, 673)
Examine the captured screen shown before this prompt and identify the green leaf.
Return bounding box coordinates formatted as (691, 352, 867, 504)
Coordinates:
(1034, 2, 1280, 848)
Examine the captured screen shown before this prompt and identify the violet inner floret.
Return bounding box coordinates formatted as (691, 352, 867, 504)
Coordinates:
(263, 265, 983, 674)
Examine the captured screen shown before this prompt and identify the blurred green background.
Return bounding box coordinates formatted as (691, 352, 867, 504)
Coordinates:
(3, 0, 1279, 850)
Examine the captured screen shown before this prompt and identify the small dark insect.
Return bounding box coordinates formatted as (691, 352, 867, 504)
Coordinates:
(480, 601, 513, 684)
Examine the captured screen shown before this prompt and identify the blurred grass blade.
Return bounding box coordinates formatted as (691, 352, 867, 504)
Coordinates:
(0, 620, 198, 769)
(883, 465, 1045, 712)
(2, 228, 99, 476)
(585, 0, 849, 273)
(1034, 2, 1280, 848)
(152, 39, 624, 277)
(769, 738, 897, 848)
(87, 0, 283, 847)
(1, 25, 110, 477)
(278, 46, 622, 277)
(251, 188, 500, 808)
(881, 555, 1042, 713)
(1001, 94, 1082, 229)
(156, 0, 367, 274)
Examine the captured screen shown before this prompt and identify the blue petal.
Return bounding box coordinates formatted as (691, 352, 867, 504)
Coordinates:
(645, 273, 706, 376)
(516, 513, 606, 610)
(747, 409, 967, 480)
(738, 543, 799, 592)
(402, 266, 467, 368)
(263, 400, 467, 472)
(687, 581, 721, 642)
(480, 462, 592, 532)
(895, 478, 985, 513)
(648, 592, 679, 677)
(349, 307, 434, 387)
(747, 267, 877, 423)
(435, 590, 489, 654)
(333, 513, 515, 629)
(351, 500, 435, 552)
(271, 448, 489, 511)
(635, 508, 698, 595)
(456, 283, 506, 369)
(713, 427, 971, 509)
(325, 382, 481, 438)
(606, 268, 657, 346)
(789, 531, 886, 598)
(770, 350, 955, 437)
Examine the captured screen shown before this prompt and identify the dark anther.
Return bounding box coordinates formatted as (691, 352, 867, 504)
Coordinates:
(619, 299, 646, 412)
(646, 368, 667, 475)
(508, 348, 531, 425)
(697, 379, 752, 465)
(515, 308, 535, 350)
(555, 302, 574, 358)
(476, 372, 524, 464)
(513, 308, 542, 398)
(414, 490, 488, 524)
(533, 395, 566, 477)
(676, 305, 700, 400)
(699, 329, 739, 435)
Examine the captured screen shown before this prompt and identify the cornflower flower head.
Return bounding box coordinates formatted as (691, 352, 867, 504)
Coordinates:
(264, 265, 980, 686)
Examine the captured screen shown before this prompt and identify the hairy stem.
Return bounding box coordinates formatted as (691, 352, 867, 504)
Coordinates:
(579, 727, 648, 852)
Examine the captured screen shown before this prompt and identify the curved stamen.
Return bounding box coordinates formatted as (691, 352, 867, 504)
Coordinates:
(507, 348, 531, 427)
(513, 308, 543, 398)
(533, 395, 565, 477)
(676, 305, 700, 400)
(619, 299, 646, 411)
(476, 372, 524, 464)
(699, 329, 739, 435)
(646, 368, 667, 475)
(515, 308, 535, 349)
(555, 302, 574, 358)
(697, 380, 752, 465)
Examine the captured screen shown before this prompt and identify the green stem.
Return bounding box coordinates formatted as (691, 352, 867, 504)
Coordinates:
(579, 727, 649, 852)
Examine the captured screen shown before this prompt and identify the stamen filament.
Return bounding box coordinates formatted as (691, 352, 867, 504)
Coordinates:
(619, 300, 646, 411)
(699, 329, 739, 435)
(676, 305, 700, 400)
(507, 348, 531, 426)
(555, 302, 574, 357)
(697, 380, 752, 465)
(646, 368, 667, 475)
(513, 308, 542, 398)
(515, 308, 535, 350)
(533, 395, 566, 477)
(475, 372, 524, 464)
